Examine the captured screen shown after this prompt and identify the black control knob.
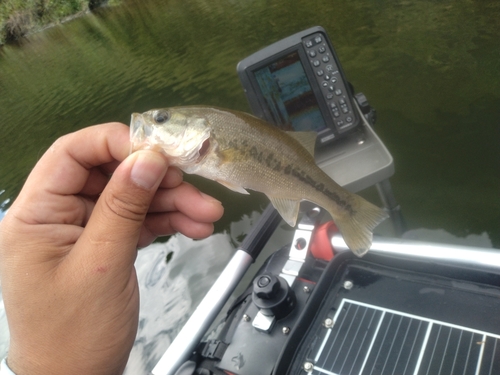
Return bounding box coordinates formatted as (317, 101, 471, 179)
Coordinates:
(253, 275, 280, 299)
(252, 274, 295, 319)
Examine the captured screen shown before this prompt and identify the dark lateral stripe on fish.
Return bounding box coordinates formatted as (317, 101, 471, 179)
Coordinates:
(238, 143, 355, 215)
(283, 164, 355, 216)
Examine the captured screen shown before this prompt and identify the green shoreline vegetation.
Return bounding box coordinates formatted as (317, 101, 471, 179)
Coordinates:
(0, 0, 122, 45)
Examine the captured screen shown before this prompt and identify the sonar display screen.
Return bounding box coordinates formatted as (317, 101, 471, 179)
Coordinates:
(254, 51, 326, 132)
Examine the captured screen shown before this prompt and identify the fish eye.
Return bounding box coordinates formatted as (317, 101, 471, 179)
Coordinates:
(153, 110, 170, 124)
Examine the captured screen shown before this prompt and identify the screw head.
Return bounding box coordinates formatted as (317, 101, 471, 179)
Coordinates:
(343, 280, 353, 290)
(324, 318, 334, 328)
(282, 326, 290, 335)
(303, 361, 314, 372)
(243, 314, 251, 322)
(303, 286, 311, 293)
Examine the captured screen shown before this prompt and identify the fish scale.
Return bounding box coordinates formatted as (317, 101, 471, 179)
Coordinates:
(130, 106, 388, 256)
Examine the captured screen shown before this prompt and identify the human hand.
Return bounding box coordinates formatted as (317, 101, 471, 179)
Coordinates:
(0, 123, 224, 375)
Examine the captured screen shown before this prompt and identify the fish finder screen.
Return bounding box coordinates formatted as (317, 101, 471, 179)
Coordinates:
(254, 51, 327, 132)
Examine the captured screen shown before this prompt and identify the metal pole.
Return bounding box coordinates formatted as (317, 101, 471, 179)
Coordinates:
(375, 179, 406, 236)
(331, 234, 500, 272)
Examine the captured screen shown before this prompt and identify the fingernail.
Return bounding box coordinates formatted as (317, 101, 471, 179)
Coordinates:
(130, 151, 168, 189)
(200, 192, 222, 205)
(170, 166, 184, 180)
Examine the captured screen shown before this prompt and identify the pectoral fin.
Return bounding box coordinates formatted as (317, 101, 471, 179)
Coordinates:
(216, 179, 250, 195)
(268, 196, 301, 227)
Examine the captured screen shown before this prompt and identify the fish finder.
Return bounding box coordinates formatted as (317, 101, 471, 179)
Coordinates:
(237, 26, 361, 147)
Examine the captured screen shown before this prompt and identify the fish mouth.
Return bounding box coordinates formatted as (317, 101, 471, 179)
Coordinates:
(130, 113, 151, 154)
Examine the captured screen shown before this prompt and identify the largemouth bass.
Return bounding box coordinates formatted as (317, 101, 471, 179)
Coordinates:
(130, 106, 388, 256)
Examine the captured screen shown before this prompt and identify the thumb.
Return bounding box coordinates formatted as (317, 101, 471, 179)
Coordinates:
(77, 150, 168, 269)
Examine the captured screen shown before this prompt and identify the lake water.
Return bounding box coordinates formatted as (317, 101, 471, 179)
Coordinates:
(0, 0, 499, 373)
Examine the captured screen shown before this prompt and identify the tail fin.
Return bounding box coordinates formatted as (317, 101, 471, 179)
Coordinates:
(331, 196, 389, 257)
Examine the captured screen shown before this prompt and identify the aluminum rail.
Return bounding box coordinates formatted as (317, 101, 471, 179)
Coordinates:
(152, 205, 281, 375)
(331, 233, 500, 272)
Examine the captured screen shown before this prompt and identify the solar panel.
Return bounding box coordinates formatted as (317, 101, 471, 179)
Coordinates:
(310, 299, 500, 375)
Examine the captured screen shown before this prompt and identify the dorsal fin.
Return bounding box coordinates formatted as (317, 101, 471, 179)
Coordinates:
(286, 131, 317, 156)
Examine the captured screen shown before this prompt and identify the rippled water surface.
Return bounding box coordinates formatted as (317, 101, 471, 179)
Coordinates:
(0, 0, 499, 372)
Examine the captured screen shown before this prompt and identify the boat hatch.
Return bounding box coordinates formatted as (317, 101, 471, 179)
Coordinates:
(310, 299, 499, 375)
(277, 251, 500, 375)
